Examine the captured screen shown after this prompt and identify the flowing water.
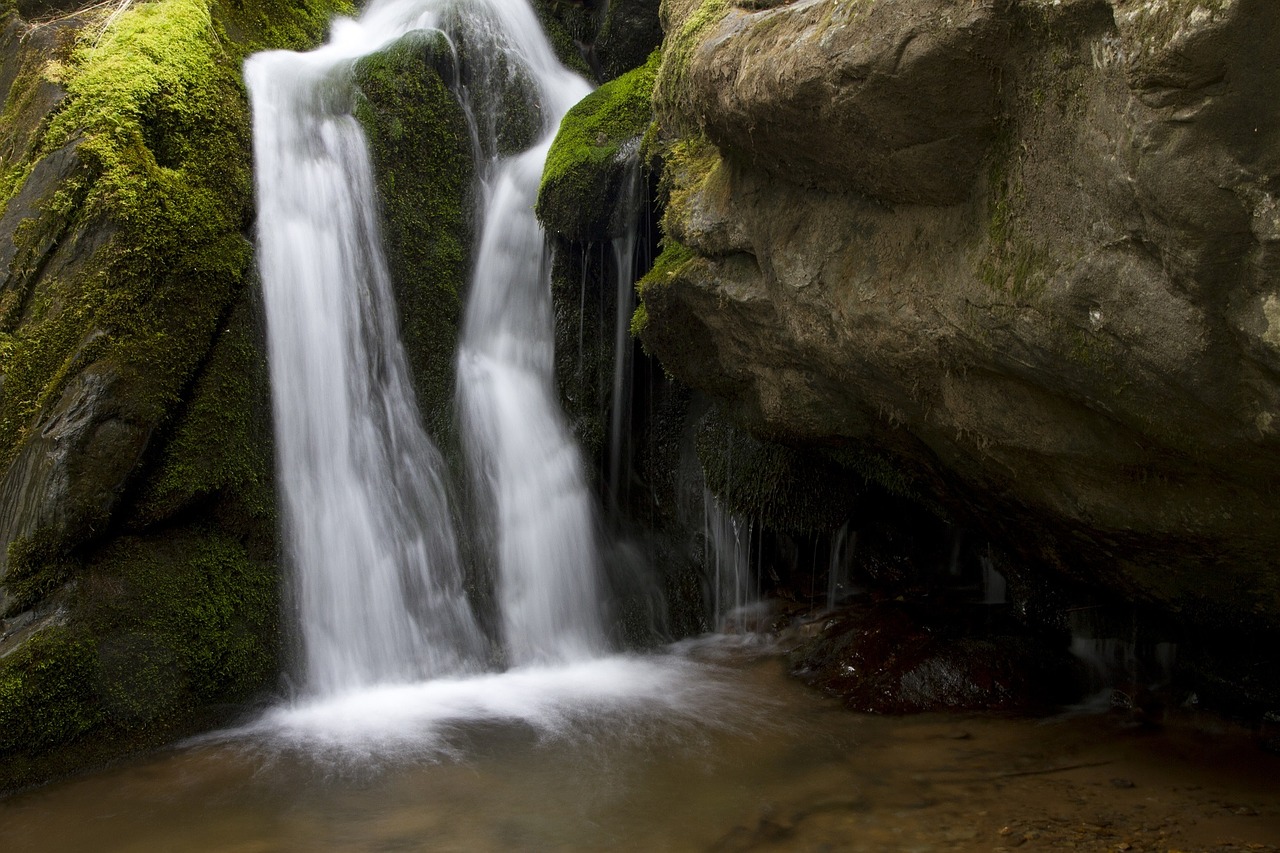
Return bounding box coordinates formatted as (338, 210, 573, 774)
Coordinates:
(3, 643, 1278, 852)
(248, 0, 604, 686)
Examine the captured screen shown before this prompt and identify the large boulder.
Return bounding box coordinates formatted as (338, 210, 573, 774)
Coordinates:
(639, 0, 1280, 657)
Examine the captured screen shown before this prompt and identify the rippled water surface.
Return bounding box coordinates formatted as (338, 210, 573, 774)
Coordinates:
(3, 642, 1278, 852)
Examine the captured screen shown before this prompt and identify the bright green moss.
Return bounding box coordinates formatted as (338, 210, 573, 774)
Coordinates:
(635, 238, 694, 298)
(536, 49, 660, 240)
(651, 0, 728, 133)
(0, 0, 252, 462)
(631, 238, 693, 342)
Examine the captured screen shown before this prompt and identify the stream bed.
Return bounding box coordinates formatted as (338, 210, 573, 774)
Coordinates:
(2, 640, 1278, 852)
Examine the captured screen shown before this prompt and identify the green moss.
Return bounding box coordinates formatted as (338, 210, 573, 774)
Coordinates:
(0, 627, 101, 755)
(213, 0, 351, 53)
(536, 49, 660, 240)
(635, 237, 694, 298)
(130, 293, 274, 529)
(353, 32, 472, 435)
(696, 409, 862, 532)
(633, 238, 694, 343)
(83, 530, 278, 726)
(3, 528, 78, 616)
(0, 0, 253, 465)
(650, 132, 718, 238)
(651, 0, 729, 133)
(0, 56, 63, 207)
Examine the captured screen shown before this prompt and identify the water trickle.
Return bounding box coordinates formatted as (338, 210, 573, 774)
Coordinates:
(247, 0, 602, 690)
(703, 489, 757, 632)
(826, 523, 855, 610)
(606, 155, 643, 512)
(980, 552, 1007, 605)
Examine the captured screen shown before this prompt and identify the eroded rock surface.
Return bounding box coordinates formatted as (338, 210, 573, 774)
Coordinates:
(640, 0, 1280, 636)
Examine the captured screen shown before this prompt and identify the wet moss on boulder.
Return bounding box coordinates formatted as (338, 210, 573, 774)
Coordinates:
(0, 0, 348, 792)
(353, 32, 474, 436)
(536, 49, 658, 242)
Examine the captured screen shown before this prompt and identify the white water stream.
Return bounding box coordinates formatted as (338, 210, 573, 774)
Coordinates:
(246, 0, 614, 715)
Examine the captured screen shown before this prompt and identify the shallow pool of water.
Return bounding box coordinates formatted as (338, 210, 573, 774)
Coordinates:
(2, 639, 1278, 852)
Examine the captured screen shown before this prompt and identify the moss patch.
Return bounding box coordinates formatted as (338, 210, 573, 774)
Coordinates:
(83, 529, 277, 728)
(537, 49, 659, 240)
(651, 0, 729, 133)
(129, 291, 274, 530)
(632, 237, 693, 339)
(353, 32, 472, 437)
(0, 626, 100, 755)
(696, 409, 862, 532)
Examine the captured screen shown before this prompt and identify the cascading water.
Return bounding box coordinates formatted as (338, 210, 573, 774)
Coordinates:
(246, 30, 486, 696)
(453, 16, 604, 666)
(247, 0, 600, 691)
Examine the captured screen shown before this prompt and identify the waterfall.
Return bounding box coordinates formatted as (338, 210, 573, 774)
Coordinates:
(246, 0, 600, 692)
(450, 0, 601, 666)
(703, 490, 757, 632)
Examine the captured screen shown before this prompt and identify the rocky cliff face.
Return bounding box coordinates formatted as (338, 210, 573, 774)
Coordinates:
(638, 0, 1280, 665)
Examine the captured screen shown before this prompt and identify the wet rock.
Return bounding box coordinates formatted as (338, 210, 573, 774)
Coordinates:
(640, 0, 1280, 706)
(788, 598, 1084, 713)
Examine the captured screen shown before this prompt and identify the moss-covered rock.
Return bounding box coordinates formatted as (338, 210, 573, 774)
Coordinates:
(0, 0, 348, 792)
(596, 0, 663, 82)
(536, 49, 658, 242)
(353, 32, 473, 437)
(695, 408, 862, 533)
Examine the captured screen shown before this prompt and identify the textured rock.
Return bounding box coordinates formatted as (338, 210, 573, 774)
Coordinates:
(0, 0, 344, 791)
(640, 0, 1280, 642)
(661, 0, 1007, 203)
(789, 599, 1083, 713)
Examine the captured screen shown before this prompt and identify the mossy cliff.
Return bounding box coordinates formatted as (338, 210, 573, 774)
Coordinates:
(0, 0, 348, 792)
(634, 0, 1280, 709)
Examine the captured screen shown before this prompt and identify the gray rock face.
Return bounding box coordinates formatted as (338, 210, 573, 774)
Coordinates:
(674, 0, 1007, 203)
(0, 365, 149, 581)
(642, 0, 1280, 630)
